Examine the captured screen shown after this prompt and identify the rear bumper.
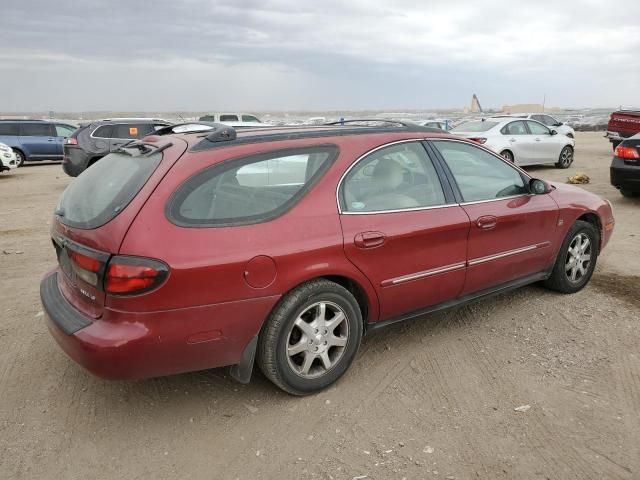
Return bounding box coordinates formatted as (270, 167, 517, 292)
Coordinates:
(62, 146, 91, 177)
(610, 156, 640, 192)
(41, 270, 279, 379)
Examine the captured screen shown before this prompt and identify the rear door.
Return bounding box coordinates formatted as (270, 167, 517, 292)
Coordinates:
(431, 139, 558, 295)
(339, 140, 469, 321)
(501, 121, 533, 164)
(18, 122, 58, 159)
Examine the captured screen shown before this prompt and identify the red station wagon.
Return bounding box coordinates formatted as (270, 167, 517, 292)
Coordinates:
(41, 121, 615, 395)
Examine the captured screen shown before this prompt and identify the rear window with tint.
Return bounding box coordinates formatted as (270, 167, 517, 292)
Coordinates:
(57, 150, 162, 229)
(0, 123, 19, 135)
(20, 123, 55, 136)
(168, 146, 338, 227)
(452, 121, 498, 133)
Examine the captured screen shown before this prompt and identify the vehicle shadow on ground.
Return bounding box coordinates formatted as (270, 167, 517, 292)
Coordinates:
(92, 283, 560, 410)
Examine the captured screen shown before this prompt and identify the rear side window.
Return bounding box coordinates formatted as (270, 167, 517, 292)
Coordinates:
(501, 121, 528, 135)
(20, 123, 55, 136)
(92, 125, 113, 138)
(0, 123, 19, 135)
(168, 146, 338, 227)
(57, 150, 162, 229)
(220, 115, 239, 122)
(112, 124, 154, 139)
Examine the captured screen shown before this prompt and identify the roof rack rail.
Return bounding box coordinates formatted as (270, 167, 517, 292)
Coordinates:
(154, 122, 237, 142)
(323, 119, 416, 127)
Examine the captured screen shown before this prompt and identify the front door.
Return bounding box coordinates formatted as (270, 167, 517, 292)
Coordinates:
(525, 120, 561, 163)
(338, 141, 470, 321)
(431, 139, 559, 295)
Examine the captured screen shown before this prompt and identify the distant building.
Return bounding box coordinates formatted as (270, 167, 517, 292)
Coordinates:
(502, 104, 562, 114)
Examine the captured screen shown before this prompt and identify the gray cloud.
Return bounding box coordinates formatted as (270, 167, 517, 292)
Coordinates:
(1, 0, 638, 111)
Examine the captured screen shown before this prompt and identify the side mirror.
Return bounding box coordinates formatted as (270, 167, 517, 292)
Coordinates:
(529, 178, 549, 194)
(550, 129, 557, 135)
(555, 122, 563, 127)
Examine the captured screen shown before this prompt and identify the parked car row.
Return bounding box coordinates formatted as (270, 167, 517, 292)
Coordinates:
(0, 120, 76, 166)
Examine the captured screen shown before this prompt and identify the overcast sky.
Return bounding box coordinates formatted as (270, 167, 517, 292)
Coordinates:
(1, 0, 638, 112)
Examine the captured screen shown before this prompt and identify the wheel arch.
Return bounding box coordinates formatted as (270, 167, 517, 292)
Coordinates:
(499, 148, 515, 162)
(576, 212, 602, 252)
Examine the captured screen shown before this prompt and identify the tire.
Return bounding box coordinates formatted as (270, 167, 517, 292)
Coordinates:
(620, 189, 640, 198)
(500, 150, 514, 162)
(257, 279, 363, 395)
(543, 220, 599, 294)
(14, 149, 25, 167)
(555, 145, 573, 169)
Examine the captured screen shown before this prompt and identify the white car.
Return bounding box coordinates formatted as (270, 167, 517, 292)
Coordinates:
(0, 142, 18, 173)
(452, 118, 575, 168)
(492, 113, 575, 138)
(198, 112, 266, 128)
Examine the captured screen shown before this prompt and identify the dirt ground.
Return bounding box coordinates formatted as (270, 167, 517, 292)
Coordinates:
(1, 132, 639, 480)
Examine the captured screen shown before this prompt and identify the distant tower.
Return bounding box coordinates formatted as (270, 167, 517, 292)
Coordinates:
(470, 94, 483, 113)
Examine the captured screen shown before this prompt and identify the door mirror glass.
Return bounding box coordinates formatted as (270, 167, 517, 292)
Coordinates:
(529, 178, 549, 194)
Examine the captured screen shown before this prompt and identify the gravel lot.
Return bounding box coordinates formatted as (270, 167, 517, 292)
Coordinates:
(1, 132, 639, 479)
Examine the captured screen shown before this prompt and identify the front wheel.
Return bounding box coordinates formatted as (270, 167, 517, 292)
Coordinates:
(257, 279, 363, 395)
(555, 146, 573, 169)
(14, 150, 25, 167)
(543, 220, 599, 294)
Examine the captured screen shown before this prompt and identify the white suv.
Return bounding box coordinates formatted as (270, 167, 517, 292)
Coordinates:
(492, 113, 575, 138)
(198, 113, 265, 128)
(0, 142, 18, 173)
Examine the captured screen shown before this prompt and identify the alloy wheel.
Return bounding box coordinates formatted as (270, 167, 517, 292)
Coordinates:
(560, 147, 573, 167)
(565, 233, 592, 283)
(286, 301, 349, 378)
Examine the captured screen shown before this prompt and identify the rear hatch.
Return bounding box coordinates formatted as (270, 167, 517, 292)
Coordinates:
(52, 138, 187, 318)
(608, 111, 640, 137)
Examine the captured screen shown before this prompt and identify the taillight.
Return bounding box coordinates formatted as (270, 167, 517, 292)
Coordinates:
(615, 145, 639, 160)
(65, 137, 78, 145)
(469, 137, 487, 144)
(105, 256, 169, 295)
(69, 250, 103, 286)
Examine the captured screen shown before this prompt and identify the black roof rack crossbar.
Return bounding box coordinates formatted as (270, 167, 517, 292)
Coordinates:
(324, 119, 416, 127)
(190, 124, 443, 152)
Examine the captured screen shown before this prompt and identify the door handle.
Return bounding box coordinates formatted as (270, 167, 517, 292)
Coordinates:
(535, 138, 541, 142)
(476, 216, 498, 230)
(47, 138, 55, 142)
(354, 231, 386, 249)
(509, 138, 517, 142)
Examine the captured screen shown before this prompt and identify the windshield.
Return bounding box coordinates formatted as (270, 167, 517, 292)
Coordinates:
(452, 121, 498, 133)
(57, 150, 162, 229)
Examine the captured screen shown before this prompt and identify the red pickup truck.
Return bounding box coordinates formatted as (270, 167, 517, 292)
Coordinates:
(606, 109, 640, 150)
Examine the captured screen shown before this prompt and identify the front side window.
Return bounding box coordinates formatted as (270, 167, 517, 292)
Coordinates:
(242, 115, 260, 123)
(220, 115, 239, 122)
(526, 121, 550, 135)
(20, 123, 55, 137)
(432, 141, 528, 202)
(341, 142, 446, 213)
(168, 146, 337, 227)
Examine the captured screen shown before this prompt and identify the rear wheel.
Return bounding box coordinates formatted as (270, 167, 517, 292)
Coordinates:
(14, 149, 25, 167)
(543, 220, 599, 294)
(500, 150, 514, 162)
(257, 279, 363, 395)
(555, 146, 573, 169)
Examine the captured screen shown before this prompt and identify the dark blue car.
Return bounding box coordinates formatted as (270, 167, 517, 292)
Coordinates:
(0, 120, 77, 166)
